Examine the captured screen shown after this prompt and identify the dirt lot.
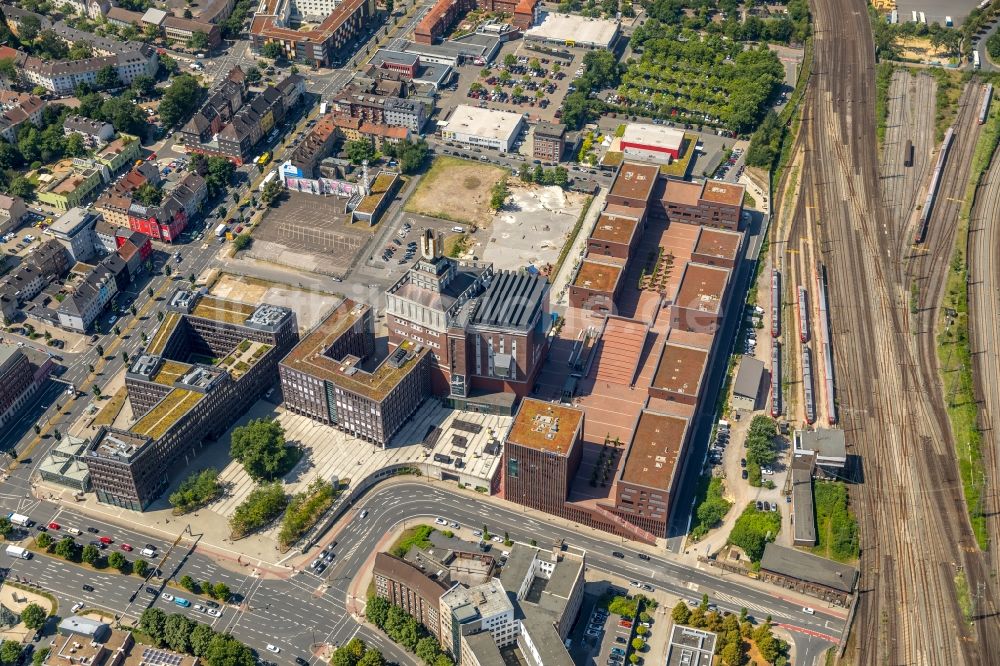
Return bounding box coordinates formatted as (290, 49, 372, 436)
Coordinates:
(404, 156, 507, 227)
(209, 272, 341, 331)
(248, 192, 371, 277)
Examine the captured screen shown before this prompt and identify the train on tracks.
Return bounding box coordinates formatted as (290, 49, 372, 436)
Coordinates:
(770, 340, 782, 417)
(771, 269, 781, 337)
(817, 265, 837, 424)
(797, 285, 810, 343)
(914, 126, 955, 244)
(979, 83, 993, 126)
(802, 345, 816, 424)
(904, 139, 914, 167)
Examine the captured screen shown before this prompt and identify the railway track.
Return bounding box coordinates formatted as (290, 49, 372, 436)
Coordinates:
(967, 122, 1000, 593)
(795, 0, 1000, 662)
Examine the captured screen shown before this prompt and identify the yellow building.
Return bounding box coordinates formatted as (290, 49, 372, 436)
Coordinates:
(94, 134, 140, 175)
(36, 160, 107, 211)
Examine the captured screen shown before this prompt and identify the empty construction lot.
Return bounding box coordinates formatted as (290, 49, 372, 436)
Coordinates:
(248, 192, 372, 277)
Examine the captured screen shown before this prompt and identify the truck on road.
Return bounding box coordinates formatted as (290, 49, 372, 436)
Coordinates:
(215, 223, 227, 238)
(5, 546, 30, 559)
(7, 513, 31, 527)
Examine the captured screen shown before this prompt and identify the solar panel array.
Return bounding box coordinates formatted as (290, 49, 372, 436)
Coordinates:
(141, 648, 184, 666)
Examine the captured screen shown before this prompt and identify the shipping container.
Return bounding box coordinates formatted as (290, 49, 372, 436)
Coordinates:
(904, 139, 913, 167)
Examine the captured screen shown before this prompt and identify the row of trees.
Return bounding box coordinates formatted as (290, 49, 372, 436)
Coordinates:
(330, 638, 385, 666)
(489, 177, 510, 210)
(178, 576, 231, 601)
(744, 111, 782, 169)
(561, 51, 621, 130)
(170, 468, 223, 514)
(158, 74, 206, 129)
(727, 502, 782, 562)
(139, 608, 254, 666)
(229, 482, 288, 538)
(37, 533, 150, 575)
(365, 596, 454, 666)
(690, 477, 733, 539)
(518, 163, 569, 187)
(189, 153, 236, 198)
(672, 599, 788, 665)
(278, 479, 337, 548)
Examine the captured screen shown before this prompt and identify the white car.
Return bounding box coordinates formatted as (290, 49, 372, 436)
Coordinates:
(266, 645, 281, 653)
(472, 530, 483, 538)
(450, 522, 460, 529)
(207, 608, 222, 618)
(491, 535, 503, 543)
(802, 607, 815, 615)
(761, 468, 774, 475)
(162, 593, 175, 602)
(434, 517, 448, 525)
(629, 581, 641, 588)
(71, 602, 85, 613)
(194, 604, 206, 612)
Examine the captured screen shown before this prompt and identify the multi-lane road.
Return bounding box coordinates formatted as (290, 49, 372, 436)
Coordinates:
(1, 480, 842, 664)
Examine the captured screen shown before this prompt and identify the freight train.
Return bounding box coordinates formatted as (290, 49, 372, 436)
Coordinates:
(980, 83, 993, 126)
(914, 126, 955, 244)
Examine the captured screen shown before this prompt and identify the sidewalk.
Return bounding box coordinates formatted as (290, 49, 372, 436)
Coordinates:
(551, 187, 608, 306)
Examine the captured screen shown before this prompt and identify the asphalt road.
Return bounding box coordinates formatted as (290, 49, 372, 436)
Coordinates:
(0, 479, 840, 665)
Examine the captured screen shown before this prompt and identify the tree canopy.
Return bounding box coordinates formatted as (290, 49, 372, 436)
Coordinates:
(230, 418, 290, 481)
(158, 74, 205, 128)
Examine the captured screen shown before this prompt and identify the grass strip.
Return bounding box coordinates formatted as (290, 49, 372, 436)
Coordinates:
(552, 194, 594, 279)
(935, 91, 1000, 551)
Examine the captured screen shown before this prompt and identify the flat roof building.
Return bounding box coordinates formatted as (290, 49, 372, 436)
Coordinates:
(607, 162, 660, 211)
(666, 625, 717, 666)
(503, 399, 584, 515)
(671, 262, 731, 333)
(568, 258, 623, 314)
(586, 211, 642, 261)
(732, 356, 765, 412)
(533, 121, 565, 163)
(612, 410, 689, 537)
(653, 176, 745, 231)
(692, 226, 743, 269)
(280, 299, 430, 446)
(649, 342, 709, 406)
(758, 543, 858, 607)
(374, 552, 448, 636)
(791, 466, 816, 546)
(793, 428, 847, 477)
(524, 12, 620, 50)
(441, 105, 525, 153)
(87, 290, 297, 510)
(620, 123, 685, 162)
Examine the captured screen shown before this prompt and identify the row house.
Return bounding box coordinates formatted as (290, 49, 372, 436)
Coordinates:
(0, 91, 45, 143)
(128, 198, 187, 243)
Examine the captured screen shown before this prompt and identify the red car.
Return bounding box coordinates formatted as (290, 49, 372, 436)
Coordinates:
(47, 522, 60, 530)
(120, 543, 133, 552)
(99, 536, 113, 544)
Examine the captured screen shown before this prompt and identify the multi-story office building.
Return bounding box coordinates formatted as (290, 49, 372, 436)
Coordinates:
(330, 87, 427, 132)
(279, 299, 430, 446)
(86, 289, 297, 509)
(610, 410, 690, 537)
(440, 579, 516, 658)
(532, 122, 565, 163)
(48, 207, 101, 263)
(385, 230, 550, 403)
(373, 552, 448, 633)
(502, 399, 584, 514)
(0, 345, 54, 431)
(250, 0, 376, 68)
(651, 177, 745, 230)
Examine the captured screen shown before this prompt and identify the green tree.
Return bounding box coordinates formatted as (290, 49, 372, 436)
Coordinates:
(357, 650, 385, 666)
(261, 42, 283, 59)
(169, 468, 223, 514)
(134, 559, 149, 577)
(35, 532, 52, 549)
(260, 178, 283, 206)
(179, 574, 198, 592)
(503, 53, 516, 67)
(190, 623, 216, 657)
(164, 614, 193, 653)
(366, 595, 390, 627)
(204, 635, 254, 666)
(107, 550, 127, 570)
(20, 15, 42, 41)
(229, 482, 288, 537)
(81, 543, 101, 565)
(158, 74, 205, 128)
(139, 608, 167, 646)
(64, 132, 86, 157)
(631, 637, 645, 651)
(0, 640, 21, 665)
(134, 182, 163, 206)
(187, 31, 210, 51)
(345, 139, 376, 165)
(131, 74, 155, 97)
(0, 58, 16, 83)
(415, 637, 439, 664)
(20, 603, 46, 630)
(9, 177, 34, 200)
(245, 67, 262, 84)
(0, 517, 11, 538)
(397, 139, 429, 174)
(54, 537, 76, 560)
(95, 64, 120, 89)
(489, 177, 509, 210)
(212, 582, 230, 601)
(230, 418, 289, 481)
(670, 601, 691, 624)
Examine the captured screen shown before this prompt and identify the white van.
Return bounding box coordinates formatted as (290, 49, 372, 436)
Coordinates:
(66, 527, 81, 536)
(452, 226, 465, 233)
(141, 547, 157, 558)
